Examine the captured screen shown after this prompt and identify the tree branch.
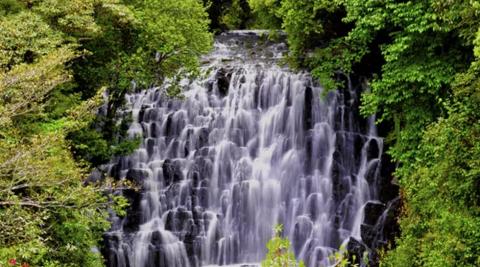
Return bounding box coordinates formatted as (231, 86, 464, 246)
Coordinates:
(0, 201, 43, 208)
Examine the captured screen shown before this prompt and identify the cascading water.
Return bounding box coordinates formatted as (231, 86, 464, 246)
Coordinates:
(102, 31, 396, 267)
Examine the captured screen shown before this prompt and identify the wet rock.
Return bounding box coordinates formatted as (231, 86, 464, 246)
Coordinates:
(331, 155, 342, 179)
(378, 180, 400, 204)
(184, 226, 199, 267)
(102, 233, 132, 267)
(331, 164, 349, 202)
(216, 67, 232, 96)
(353, 133, 366, 165)
(192, 156, 213, 181)
(365, 160, 380, 184)
(199, 179, 209, 188)
(304, 134, 313, 174)
(377, 152, 399, 203)
(177, 207, 192, 225)
(126, 168, 149, 185)
(363, 202, 386, 226)
(164, 114, 174, 137)
(378, 198, 401, 245)
(148, 245, 189, 267)
(361, 223, 376, 247)
(109, 163, 121, 180)
(194, 187, 209, 208)
(162, 159, 183, 186)
(151, 230, 164, 247)
(334, 133, 345, 157)
(165, 210, 176, 232)
(333, 103, 344, 131)
(304, 176, 314, 196)
(138, 106, 147, 121)
(239, 75, 246, 83)
(86, 168, 104, 184)
(229, 128, 245, 146)
(304, 86, 314, 130)
(194, 147, 210, 157)
(293, 217, 313, 254)
(190, 171, 201, 187)
(146, 138, 155, 157)
(121, 188, 142, 232)
(346, 237, 368, 265)
(145, 108, 159, 121)
(333, 214, 341, 229)
(205, 79, 214, 92)
(196, 127, 209, 149)
(192, 206, 203, 221)
(150, 122, 159, 138)
(366, 138, 380, 159)
(306, 193, 322, 221)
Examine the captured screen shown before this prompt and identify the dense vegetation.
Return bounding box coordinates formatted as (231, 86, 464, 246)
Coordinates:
(1, 0, 479, 266)
(248, 0, 480, 266)
(0, 0, 211, 266)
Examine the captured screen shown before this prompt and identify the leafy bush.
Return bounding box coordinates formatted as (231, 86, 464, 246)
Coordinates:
(262, 225, 305, 267)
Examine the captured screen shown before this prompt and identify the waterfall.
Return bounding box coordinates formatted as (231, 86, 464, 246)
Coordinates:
(102, 31, 393, 267)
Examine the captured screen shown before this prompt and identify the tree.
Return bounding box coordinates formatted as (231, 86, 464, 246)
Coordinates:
(0, 0, 213, 265)
(381, 28, 480, 267)
(69, 0, 212, 165)
(0, 26, 110, 266)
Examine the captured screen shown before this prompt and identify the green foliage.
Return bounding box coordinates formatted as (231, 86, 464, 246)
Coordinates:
(0, 0, 213, 266)
(204, 0, 253, 31)
(0, 20, 113, 262)
(32, 0, 101, 37)
(0, 11, 65, 69)
(0, 0, 23, 16)
(134, 0, 212, 79)
(44, 84, 83, 120)
(220, 0, 244, 29)
(67, 127, 111, 165)
(328, 244, 367, 267)
(279, 0, 341, 54)
(69, 0, 212, 166)
(247, 0, 282, 29)
(68, 125, 141, 166)
(0, 125, 111, 266)
(381, 45, 480, 267)
(262, 225, 305, 267)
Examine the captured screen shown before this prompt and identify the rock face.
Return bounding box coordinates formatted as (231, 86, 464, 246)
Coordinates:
(101, 31, 397, 267)
(215, 67, 232, 96)
(347, 237, 368, 264)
